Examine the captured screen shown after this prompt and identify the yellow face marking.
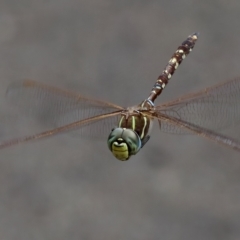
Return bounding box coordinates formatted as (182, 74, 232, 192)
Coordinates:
(168, 74, 172, 79)
(162, 83, 166, 88)
(112, 141, 129, 160)
(182, 54, 186, 59)
(175, 62, 179, 69)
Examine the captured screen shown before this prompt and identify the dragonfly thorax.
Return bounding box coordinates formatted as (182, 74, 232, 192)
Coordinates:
(107, 128, 141, 161)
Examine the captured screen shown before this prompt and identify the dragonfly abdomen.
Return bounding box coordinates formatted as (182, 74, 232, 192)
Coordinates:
(147, 33, 199, 103)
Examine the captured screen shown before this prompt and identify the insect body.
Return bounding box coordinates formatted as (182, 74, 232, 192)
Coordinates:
(108, 33, 198, 160)
(2, 33, 240, 161)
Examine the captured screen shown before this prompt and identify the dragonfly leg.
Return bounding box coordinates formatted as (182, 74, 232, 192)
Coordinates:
(141, 135, 150, 148)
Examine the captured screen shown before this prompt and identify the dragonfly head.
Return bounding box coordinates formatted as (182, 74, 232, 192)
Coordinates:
(107, 128, 141, 161)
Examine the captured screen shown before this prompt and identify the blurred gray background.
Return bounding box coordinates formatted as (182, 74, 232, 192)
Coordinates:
(1, 1, 240, 240)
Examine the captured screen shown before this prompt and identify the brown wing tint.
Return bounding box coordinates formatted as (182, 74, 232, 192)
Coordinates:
(156, 113, 240, 152)
(0, 111, 122, 149)
(6, 80, 123, 137)
(156, 78, 240, 134)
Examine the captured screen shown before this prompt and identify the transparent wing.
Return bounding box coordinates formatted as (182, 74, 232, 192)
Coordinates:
(157, 114, 240, 152)
(5, 80, 123, 138)
(0, 111, 122, 149)
(156, 78, 240, 134)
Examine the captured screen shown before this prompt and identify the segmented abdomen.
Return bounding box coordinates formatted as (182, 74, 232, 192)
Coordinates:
(147, 33, 198, 103)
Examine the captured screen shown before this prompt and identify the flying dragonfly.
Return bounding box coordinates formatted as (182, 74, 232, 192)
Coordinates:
(1, 33, 240, 160)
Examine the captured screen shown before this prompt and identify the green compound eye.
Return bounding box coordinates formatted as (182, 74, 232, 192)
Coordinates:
(107, 128, 141, 161)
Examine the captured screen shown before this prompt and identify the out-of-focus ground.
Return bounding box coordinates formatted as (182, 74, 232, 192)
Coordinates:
(0, 1, 240, 240)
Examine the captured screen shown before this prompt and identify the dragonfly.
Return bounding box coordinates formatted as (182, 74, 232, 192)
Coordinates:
(1, 32, 240, 160)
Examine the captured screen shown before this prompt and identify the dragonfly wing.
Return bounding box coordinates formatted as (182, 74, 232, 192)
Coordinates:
(5, 80, 123, 138)
(67, 113, 121, 138)
(157, 114, 240, 152)
(0, 111, 122, 149)
(156, 78, 240, 134)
